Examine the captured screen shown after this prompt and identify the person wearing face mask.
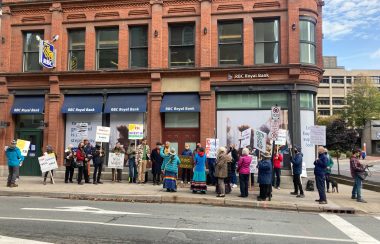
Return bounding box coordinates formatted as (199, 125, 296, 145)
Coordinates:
(290, 145, 304, 198)
(181, 144, 193, 184)
(5, 140, 24, 187)
(75, 142, 86, 185)
(43, 145, 57, 185)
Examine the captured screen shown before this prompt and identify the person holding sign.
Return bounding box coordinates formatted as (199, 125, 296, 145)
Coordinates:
(160, 147, 181, 192)
(112, 142, 125, 183)
(214, 147, 232, 198)
(181, 144, 193, 184)
(93, 144, 105, 185)
(272, 146, 283, 190)
(5, 140, 24, 187)
(237, 148, 252, 198)
(43, 145, 57, 185)
(136, 139, 150, 184)
(75, 142, 86, 185)
(290, 145, 305, 198)
(257, 148, 273, 201)
(191, 147, 207, 194)
(64, 144, 75, 183)
(127, 143, 138, 184)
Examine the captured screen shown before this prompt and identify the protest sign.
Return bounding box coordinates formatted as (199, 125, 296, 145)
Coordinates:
(275, 129, 287, 146)
(128, 124, 144, 140)
(95, 126, 111, 143)
(108, 152, 125, 169)
(16, 139, 31, 157)
(301, 161, 308, 178)
(250, 156, 258, 174)
(179, 156, 194, 169)
(38, 153, 58, 173)
(253, 130, 267, 153)
(310, 125, 326, 146)
(240, 128, 251, 148)
(206, 138, 219, 158)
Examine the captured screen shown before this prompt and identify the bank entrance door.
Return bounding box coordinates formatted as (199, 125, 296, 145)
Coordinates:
(163, 128, 199, 154)
(17, 130, 43, 176)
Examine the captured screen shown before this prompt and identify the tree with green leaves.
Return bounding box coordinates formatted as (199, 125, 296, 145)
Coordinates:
(326, 119, 358, 175)
(343, 76, 380, 129)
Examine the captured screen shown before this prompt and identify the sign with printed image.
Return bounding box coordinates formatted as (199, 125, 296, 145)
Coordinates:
(16, 139, 31, 157)
(250, 156, 258, 174)
(179, 156, 194, 169)
(240, 128, 251, 148)
(38, 153, 58, 173)
(206, 138, 219, 158)
(95, 126, 111, 143)
(128, 124, 144, 140)
(108, 152, 125, 169)
(253, 130, 267, 153)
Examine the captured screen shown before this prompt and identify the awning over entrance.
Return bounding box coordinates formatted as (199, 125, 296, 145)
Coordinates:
(61, 95, 103, 113)
(160, 93, 200, 112)
(104, 94, 147, 113)
(11, 96, 45, 114)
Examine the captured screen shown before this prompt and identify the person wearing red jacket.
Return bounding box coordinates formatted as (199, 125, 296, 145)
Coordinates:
(75, 142, 86, 185)
(272, 146, 283, 189)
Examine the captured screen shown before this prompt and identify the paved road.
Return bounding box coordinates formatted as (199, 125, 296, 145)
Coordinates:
(0, 196, 379, 244)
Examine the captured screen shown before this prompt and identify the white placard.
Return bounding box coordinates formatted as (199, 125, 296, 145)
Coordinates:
(240, 128, 251, 148)
(250, 156, 258, 174)
(38, 153, 58, 173)
(95, 126, 111, 143)
(107, 152, 125, 169)
(269, 120, 280, 140)
(206, 138, 219, 158)
(128, 124, 144, 140)
(253, 130, 267, 153)
(310, 125, 326, 146)
(271, 106, 281, 121)
(301, 110, 315, 168)
(301, 161, 308, 178)
(275, 129, 287, 146)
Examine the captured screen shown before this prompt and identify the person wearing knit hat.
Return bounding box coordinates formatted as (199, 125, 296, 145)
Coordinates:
(257, 146, 272, 201)
(160, 147, 181, 192)
(5, 140, 24, 187)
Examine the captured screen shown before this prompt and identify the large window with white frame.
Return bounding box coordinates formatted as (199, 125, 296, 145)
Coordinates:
(299, 18, 316, 64)
(96, 28, 119, 70)
(218, 21, 243, 66)
(23, 31, 44, 72)
(254, 19, 279, 64)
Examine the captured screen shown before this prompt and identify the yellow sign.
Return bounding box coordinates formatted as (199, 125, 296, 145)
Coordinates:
(16, 139, 31, 157)
(179, 156, 194, 169)
(128, 124, 144, 140)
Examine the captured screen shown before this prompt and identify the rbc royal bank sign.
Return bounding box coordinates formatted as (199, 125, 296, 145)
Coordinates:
(39, 40, 57, 69)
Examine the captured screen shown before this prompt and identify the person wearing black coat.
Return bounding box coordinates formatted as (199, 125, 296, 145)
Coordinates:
(228, 144, 239, 188)
(257, 150, 272, 201)
(151, 142, 163, 185)
(314, 146, 328, 204)
(93, 144, 105, 185)
(290, 145, 304, 198)
(64, 144, 75, 183)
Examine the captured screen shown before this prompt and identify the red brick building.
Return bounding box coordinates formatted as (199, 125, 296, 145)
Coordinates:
(0, 0, 323, 175)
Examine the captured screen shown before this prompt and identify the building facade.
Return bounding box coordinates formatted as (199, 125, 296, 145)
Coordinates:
(0, 0, 323, 175)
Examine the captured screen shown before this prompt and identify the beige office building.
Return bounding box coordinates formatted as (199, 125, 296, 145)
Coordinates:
(317, 56, 380, 116)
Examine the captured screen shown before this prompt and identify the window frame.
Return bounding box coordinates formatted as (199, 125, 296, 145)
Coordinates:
(254, 18, 280, 65)
(68, 29, 86, 71)
(22, 31, 44, 72)
(96, 27, 119, 70)
(299, 17, 316, 65)
(129, 25, 148, 69)
(168, 23, 195, 68)
(218, 20, 244, 66)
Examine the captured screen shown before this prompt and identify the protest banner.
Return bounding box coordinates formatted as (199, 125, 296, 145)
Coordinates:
(107, 152, 125, 169)
(250, 156, 258, 174)
(310, 125, 326, 146)
(275, 129, 287, 146)
(128, 124, 144, 140)
(240, 128, 251, 148)
(38, 153, 58, 173)
(179, 156, 194, 169)
(253, 130, 267, 153)
(206, 138, 219, 158)
(16, 139, 31, 157)
(95, 126, 111, 143)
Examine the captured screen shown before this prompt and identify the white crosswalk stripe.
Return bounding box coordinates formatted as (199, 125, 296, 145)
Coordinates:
(375, 216, 380, 221)
(0, 235, 52, 243)
(320, 213, 380, 244)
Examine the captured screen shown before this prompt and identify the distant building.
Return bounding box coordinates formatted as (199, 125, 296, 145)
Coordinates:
(317, 56, 380, 116)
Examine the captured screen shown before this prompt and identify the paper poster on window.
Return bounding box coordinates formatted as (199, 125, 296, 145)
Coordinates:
(109, 113, 144, 149)
(65, 114, 102, 148)
(300, 110, 316, 168)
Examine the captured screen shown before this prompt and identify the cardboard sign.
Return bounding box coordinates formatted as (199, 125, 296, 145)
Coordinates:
(38, 153, 58, 173)
(250, 156, 258, 174)
(310, 125, 326, 146)
(16, 139, 31, 157)
(179, 155, 194, 169)
(128, 124, 144, 140)
(95, 126, 111, 143)
(240, 128, 251, 148)
(206, 138, 219, 158)
(108, 152, 125, 169)
(271, 106, 281, 121)
(275, 129, 287, 146)
(253, 130, 267, 153)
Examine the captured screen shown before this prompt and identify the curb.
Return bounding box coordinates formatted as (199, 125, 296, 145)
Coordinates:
(0, 190, 363, 214)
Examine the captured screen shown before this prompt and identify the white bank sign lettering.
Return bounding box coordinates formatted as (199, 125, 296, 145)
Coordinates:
(67, 108, 95, 112)
(165, 106, 196, 112)
(110, 107, 140, 112)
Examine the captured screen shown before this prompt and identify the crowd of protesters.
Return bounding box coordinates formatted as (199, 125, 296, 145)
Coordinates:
(4, 138, 370, 204)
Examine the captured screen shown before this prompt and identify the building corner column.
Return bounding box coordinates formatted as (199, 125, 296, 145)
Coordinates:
(149, 72, 162, 149)
(150, 0, 163, 69)
(291, 90, 301, 150)
(0, 76, 11, 168)
(200, 72, 213, 145)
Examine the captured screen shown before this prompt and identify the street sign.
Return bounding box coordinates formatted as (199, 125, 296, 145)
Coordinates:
(270, 120, 280, 140)
(39, 40, 56, 69)
(271, 106, 281, 121)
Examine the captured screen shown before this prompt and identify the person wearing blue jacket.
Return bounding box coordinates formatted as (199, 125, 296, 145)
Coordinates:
(290, 145, 304, 198)
(257, 150, 272, 201)
(314, 146, 328, 204)
(5, 140, 24, 187)
(161, 147, 181, 192)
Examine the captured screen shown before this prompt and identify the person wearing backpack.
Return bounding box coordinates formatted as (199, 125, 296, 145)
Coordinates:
(314, 146, 328, 204)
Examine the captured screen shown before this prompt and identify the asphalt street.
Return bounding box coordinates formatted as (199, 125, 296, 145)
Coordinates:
(0, 196, 379, 244)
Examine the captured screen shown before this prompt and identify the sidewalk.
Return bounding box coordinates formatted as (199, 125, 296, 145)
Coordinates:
(1, 177, 379, 215)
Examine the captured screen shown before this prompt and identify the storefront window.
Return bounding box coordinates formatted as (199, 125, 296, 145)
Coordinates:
(130, 26, 148, 68)
(259, 93, 288, 108)
(218, 21, 243, 66)
(23, 31, 44, 72)
(169, 24, 195, 67)
(68, 29, 85, 71)
(16, 114, 44, 129)
(217, 93, 288, 109)
(165, 113, 199, 128)
(299, 19, 316, 64)
(300, 93, 314, 109)
(96, 28, 119, 70)
(254, 19, 279, 64)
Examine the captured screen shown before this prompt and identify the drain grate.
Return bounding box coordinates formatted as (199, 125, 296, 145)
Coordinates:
(324, 208, 356, 214)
